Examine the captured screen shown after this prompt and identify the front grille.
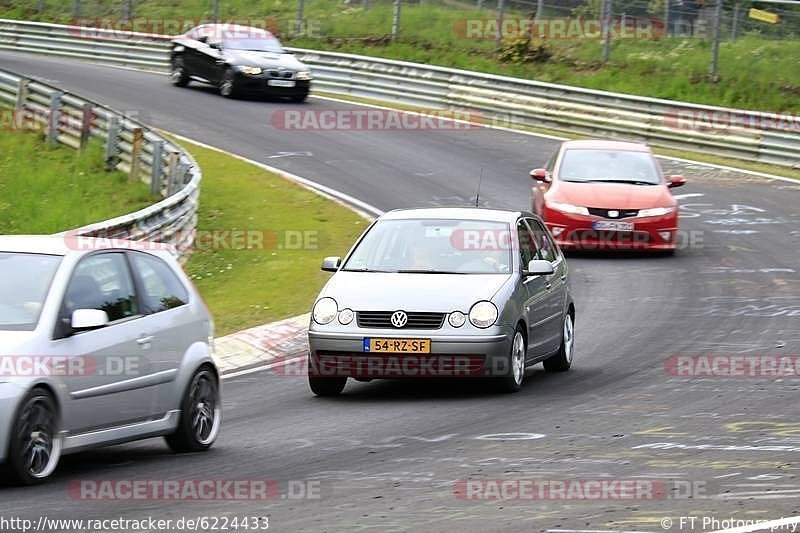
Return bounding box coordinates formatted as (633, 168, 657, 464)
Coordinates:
(267, 70, 294, 79)
(588, 208, 639, 219)
(357, 311, 445, 330)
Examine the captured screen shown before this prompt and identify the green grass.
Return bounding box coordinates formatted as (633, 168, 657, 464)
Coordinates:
(0, 119, 154, 233)
(3, 0, 799, 110)
(166, 135, 369, 335)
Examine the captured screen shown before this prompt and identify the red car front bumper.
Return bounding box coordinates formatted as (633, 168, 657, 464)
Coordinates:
(543, 209, 679, 251)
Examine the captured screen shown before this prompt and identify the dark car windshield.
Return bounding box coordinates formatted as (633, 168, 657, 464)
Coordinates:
(343, 219, 512, 274)
(0, 252, 62, 331)
(559, 149, 661, 185)
(223, 37, 285, 53)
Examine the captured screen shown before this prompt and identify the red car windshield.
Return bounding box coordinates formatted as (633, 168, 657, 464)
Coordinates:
(559, 149, 660, 185)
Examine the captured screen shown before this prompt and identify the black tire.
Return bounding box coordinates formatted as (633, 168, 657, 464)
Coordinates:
(495, 327, 526, 393)
(309, 376, 347, 397)
(170, 57, 190, 87)
(219, 69, 239, 98)
(544, 312, 574, 372)
(165, 366, 221, 453)
(289, 90, 309, 103)
(4, 388, 61, 485)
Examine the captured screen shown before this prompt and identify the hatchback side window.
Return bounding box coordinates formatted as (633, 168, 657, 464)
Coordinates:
(63, 253, 138, 323)
(527, 219, 559, 263)
(129, 253, 189, 314)
(517, 220, 539, 269)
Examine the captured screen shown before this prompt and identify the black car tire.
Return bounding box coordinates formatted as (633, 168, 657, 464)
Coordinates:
(219, 69, 240, 98)
(544, 312, 574, 372)
(165, 365, 221, 453)
(170, 57, 190, 87)
(289, 90, 309, 103)
(309, 376, 347, 397)
(3, 387, 61, 485)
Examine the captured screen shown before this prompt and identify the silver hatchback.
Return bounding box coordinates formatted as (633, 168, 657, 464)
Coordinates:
(307, 208, 575, 396)
(0, 236, 220, 485)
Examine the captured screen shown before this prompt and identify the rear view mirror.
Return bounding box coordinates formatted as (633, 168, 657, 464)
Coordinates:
(71, 309, 110, 330)
(321, 256, 342, 272)
(668, 175, 687, 188)
(524, 259, 554, 276)
(530, 168, 551, 183)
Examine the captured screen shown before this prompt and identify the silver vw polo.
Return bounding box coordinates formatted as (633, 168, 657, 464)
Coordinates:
(0, 236, 220, 485)
(307, 208, 576, 396)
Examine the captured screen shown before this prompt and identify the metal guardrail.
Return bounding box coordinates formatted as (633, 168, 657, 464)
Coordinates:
(0, 64, 200, 256)
(1, 17, 797, 169)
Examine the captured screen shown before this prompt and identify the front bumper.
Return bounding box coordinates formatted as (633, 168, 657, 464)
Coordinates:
(307, 328, 514, 379)
(544, 209, 678, 251)
(234, 73, 310, 96)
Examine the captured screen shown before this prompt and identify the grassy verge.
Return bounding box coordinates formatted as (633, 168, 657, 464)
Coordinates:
(164, 135, 369, 336)
(3, 0, 799, 110)
(0, 119, 154, 233)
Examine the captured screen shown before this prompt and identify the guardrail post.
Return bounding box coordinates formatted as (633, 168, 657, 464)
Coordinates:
(105, 116, 120, 170)
(601, 0, 612, 63)
(709, 0, 723, 80)
(14, 78, 29, 112)
(150, 140, 164, 196)
(72, 0, 81, 18)
(165, 152, 180, 196)
(130, 127, 143, 182)
(46, 92, 62, 146)
(79, 102, 93, 151)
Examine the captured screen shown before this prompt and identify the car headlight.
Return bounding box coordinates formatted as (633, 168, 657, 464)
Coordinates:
(448, 311, 467, 328)
(241, 66, 262, 75)
(547, 201, 589, 216)
(638, 206, 676, 217)
(312, 297, 338, 325)
(469, 301, 498, 329)
(295, 70, 312, 80)
(338, 308, 354, 325)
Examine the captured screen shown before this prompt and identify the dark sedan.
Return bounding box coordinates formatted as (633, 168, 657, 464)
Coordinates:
(170, 24, 312, 101)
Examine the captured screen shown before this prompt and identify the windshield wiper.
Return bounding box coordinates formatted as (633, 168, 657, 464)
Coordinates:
(340, 267, 396, 273)
(588, 179, 656, 185)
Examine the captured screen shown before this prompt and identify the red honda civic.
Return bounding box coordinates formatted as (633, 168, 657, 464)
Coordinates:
(530, 140, 686, 252)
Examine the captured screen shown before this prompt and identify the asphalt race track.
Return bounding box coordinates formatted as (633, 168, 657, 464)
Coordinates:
(1, 52, 800, 532)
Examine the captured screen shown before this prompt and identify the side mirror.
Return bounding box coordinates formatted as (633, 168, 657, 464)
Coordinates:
(523, 259, 554, 276)
(530, 168, 551, 183)
(668, 175, 686, 188)
(321, 256, 342, 272)
(71, 309, 109, 331)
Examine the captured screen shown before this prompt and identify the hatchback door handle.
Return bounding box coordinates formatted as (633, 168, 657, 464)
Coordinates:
(545, 283, 552, 290)
(560, 274, 567, 281)
(137, 335, 154, 345)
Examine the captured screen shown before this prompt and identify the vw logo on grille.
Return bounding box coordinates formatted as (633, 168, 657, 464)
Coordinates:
(390, 311, 408, 328)
(608, 210, 619, 218)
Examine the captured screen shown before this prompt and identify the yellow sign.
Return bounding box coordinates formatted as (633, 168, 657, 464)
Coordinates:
(749, 8, 780, 24)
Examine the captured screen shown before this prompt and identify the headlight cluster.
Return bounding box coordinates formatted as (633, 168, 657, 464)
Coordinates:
(547, 201, 589, 216)
(240, 66, 262, 75)
(638, 206, 676, 217)
(448, 302, 498, 329)
(312, 298, 355, 325)
(295, 70, 312, 80)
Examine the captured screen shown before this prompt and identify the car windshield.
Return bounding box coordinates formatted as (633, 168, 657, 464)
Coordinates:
(0, 252, 62, 331)
(559, 149, 661, 185)
(343, 219, 512, 274)
(223, 37, 285, 53)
